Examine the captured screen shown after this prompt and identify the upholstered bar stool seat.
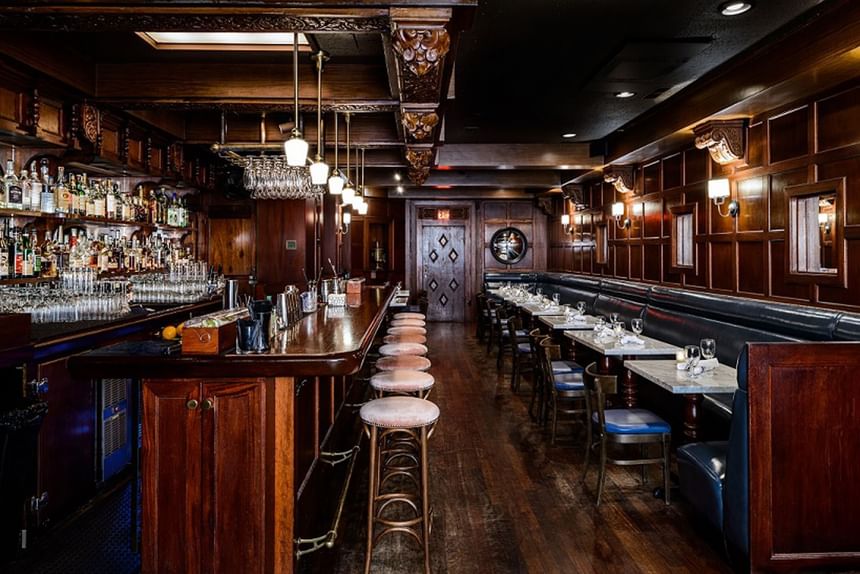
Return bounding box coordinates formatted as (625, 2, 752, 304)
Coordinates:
(361, 396, 439, 573)
(388, 326, 427, 336)
(379, 343, 428, 357)
(376, 355, 432, 372)
(369, 370, 436, 397)
(383, 334, 427, 345)
(394, 312, 426, 320)
(390, 319, 426, 328)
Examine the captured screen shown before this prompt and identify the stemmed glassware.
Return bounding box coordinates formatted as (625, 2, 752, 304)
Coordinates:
(576, 301, 586, 316)
(552, 293, 560, 306)
(700, 338, 716, 360)
(609, 312, 619, 323)
(612, 320, 626, 339)
(685, 345, 702, 378)
(631, 318, 644, 336)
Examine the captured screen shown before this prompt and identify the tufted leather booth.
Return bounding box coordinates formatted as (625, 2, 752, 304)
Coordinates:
(485, 271, 860, 564)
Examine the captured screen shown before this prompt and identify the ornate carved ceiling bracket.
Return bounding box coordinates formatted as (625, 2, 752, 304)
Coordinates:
(693, 119, 747, 165)
(401, 105, 440, 143)
(389, 9, 453, 185)
(603, 165, 636, 194)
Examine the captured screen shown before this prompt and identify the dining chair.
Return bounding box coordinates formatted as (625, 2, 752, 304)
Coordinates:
(539, 338, 587, 444)
(582, 362, 671, 505)
(508, 315, 536, 393)
(495, 305, 527, 369)
(527, 328, 549, 421)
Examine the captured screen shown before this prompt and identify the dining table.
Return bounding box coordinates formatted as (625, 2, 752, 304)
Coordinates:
(625, 359, 738, 441)
(564, 329, 681, 408)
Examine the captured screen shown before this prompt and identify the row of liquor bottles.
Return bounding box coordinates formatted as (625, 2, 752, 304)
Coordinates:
(0, 159, 191, 228)
(0, 221, 195, 280)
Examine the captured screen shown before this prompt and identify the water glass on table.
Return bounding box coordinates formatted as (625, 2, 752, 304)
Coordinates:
(612, 320, 625, 339)
(684, 345, 702, 378)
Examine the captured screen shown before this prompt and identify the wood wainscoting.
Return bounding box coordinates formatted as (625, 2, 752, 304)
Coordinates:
(548, 79, 860, 312)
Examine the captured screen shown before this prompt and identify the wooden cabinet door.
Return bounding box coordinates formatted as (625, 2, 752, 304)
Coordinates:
(37, 357, 95, 527)
(141, 380, 202, 574)
(200, 380, 267, 574)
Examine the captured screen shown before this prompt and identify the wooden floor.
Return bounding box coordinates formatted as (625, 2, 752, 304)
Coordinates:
(323, 322, 732, 574)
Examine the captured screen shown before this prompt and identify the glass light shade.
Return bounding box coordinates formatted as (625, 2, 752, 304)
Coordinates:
(560, 214, 570, 226)
(309, 160, 329, 185)
(357, 201, 369, 215)
(632, 203, 644, 217)
(343, 211, 352, 225)
(327, 173, 344, 195)
(284, 136, 309, 167)
(708, 178, 730, 199)
(342, 186, 355, 205)
(611, 202, 625, 217)
(818, 213, 830, 225)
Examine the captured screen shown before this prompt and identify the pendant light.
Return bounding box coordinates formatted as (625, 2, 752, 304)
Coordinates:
(284, 33, 309, 166)
(309, 50, 329, 185)
(328, 111, 344, 195)
(356, 148, 369, 214)
(341, 113, 355, 205)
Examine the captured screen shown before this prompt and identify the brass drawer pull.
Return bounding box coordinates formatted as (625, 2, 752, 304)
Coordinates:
(186, 399, 199, 410)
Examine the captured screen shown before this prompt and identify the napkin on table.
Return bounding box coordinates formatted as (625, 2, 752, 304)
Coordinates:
(620, 334, 645, 346)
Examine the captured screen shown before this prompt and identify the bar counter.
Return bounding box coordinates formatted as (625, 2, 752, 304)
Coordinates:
(69, 285, 396, 574)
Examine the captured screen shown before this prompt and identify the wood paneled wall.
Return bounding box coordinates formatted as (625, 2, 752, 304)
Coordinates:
(548, 80, 860, 311)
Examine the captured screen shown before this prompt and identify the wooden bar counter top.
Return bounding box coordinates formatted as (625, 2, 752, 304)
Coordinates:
(70, 285, 396, 574)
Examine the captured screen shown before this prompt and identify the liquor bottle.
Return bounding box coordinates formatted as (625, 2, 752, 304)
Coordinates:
(29, 162, 42, 212)
(55, 167, 70, 214)
(20, 170, 31, 212)
(39, 162, 53, 214)
(22, 232, 33, 277)
(4, 160, 23, 210)
(8, 227, 22, 278)
(105, 180, 116, 219)
(40, 231, 55, 278)
(0, 221, 9, 279)
(92, 181, 105, 218)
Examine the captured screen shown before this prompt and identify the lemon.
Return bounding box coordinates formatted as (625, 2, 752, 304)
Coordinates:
(176, 322, 185, 336)
(161, 326, 178, 341)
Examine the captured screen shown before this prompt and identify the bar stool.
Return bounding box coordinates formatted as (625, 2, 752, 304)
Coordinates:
(376, 355, 432, 372)
(383, 334, 427, 345)
(388, 326, 427, 336)
(370, 370, 435, 398)
(379, 343, 429, 357)
(361, 397, 439, 574)
(394, 312, 426, 320)
(390, 319, 426, 328)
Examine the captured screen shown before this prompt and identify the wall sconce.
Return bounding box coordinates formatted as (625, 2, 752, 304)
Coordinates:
(338, 210, 351, 235)
(708, 178, 740, 217)
(631, 202, 644, 218)
(560, 213, 573, 234)
(819, 212, 832, 234)
(611, 202, 631, 229)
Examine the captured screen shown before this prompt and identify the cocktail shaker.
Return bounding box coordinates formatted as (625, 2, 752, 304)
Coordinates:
(224, 279, 239, 310)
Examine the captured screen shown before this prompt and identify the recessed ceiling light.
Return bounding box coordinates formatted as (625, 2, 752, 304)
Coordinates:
(136, 32, 308, 51)
(614, 91, 636, 99)
(719, 1, 753, 16)
(562, 133, 577, 138)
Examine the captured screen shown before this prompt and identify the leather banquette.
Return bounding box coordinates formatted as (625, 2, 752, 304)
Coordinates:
(484, 271, 860, 565)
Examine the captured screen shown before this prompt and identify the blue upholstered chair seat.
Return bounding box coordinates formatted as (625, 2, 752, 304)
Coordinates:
(677, 441, 728, 532)
(554, 373, 584, 391)
(597, 409, 671, 434)
(551, 360, 582, 374)
(502, 329, 528, 339)
(517, 342, 532, 353)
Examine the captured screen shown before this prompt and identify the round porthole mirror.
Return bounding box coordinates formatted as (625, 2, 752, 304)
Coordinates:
(490, 227, 528, 265)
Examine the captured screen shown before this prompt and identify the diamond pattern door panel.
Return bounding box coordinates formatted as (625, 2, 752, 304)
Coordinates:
(422, 225, 466, 322)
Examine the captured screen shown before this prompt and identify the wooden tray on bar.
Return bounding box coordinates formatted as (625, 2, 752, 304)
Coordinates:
(181, 322, 236, 355)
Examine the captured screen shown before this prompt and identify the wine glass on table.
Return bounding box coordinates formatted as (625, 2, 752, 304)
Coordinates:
(613, 320, 625, 339)
(685, 345, 701, 378)
(700, 338, 716, 360)
(552, 293, 560, 306)
(576, 301, 586, 316)
(609, 312, 619, 323)
(631, 318, 644, 336)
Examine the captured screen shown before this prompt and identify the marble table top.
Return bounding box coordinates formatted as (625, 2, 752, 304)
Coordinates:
(564, 330, 681, 357)
(625, 359, 739, 394)
(539, 314, 599, 330)
(520, 303, 566, 316)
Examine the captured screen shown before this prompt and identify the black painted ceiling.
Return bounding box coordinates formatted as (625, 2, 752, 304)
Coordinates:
(445, 0, 827, 144)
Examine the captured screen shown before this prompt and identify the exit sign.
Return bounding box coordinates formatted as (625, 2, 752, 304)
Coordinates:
(285, 240, 298, 250)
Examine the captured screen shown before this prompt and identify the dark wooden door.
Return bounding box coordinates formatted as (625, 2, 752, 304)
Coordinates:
(37, 357, 95, 527)
(141, 380, 202, 574)
(421, 224, 466, 321)
(201, 381, 267, 574)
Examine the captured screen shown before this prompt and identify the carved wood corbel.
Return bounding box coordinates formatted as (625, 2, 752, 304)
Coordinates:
(401, 107, 440, 143)
(603, 165, 635, 194)
(79, 102, 100, 146)
(693, 119, 747, 165)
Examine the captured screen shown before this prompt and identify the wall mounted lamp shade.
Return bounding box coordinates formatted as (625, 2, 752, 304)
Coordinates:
(631, 203, 644, 217)
(343, 211, 352, 225)
(338, 209, 351, 235)
(285, 33, 308, 166)
(560, 214, 570, 226)
(611, 202, 631, 229)
(708, 178, 740, 217)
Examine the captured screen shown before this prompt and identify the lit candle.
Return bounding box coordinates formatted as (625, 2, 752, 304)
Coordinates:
(676, 350, 685, 363)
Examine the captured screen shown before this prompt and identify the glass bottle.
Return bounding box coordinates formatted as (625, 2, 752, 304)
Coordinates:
(29, 162, 43, 212)
(55, 167, 70, 214)
(4, 160, 23, 210)
(0, 221, 9, 279)
(20, 170, 31, 212)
